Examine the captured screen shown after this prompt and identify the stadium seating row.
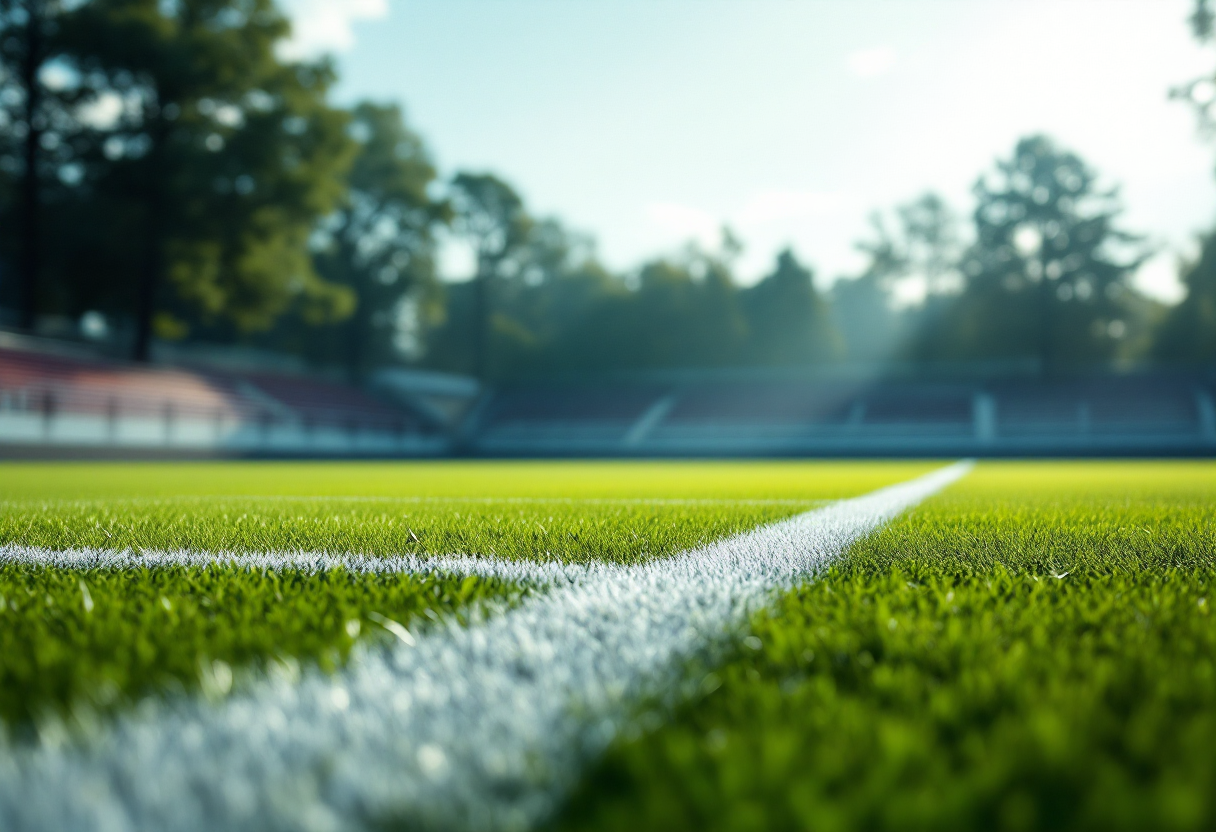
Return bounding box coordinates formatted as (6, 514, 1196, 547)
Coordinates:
(0, 346, 438, 454)
(3, 340, 1213, 455)
(472, 376, 1216, 455)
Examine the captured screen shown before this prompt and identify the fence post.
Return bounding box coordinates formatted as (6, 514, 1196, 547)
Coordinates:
(163, 401, 175, 445)
(1196, 389, 1216, 443)
(42, 389, 56, 441)
(972, 392, 996, 445)
(107, 397, 119, 444)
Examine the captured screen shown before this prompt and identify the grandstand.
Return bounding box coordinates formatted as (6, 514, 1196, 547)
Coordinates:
(0, 335, 445, 456)
(1, 334, 1212, 457)
(470, 372, 1216, 456)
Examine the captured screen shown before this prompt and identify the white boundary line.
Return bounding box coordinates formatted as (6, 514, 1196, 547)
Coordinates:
(0, 545, 603, 586)
(0, 461, 972, 832)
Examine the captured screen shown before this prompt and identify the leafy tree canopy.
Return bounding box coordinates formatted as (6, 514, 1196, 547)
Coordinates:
(37, 0, 357, 356)
(269, 101, 449, 378)
(917, 135, 1150, 370)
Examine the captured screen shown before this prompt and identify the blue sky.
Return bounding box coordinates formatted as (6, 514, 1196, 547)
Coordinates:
(282, 0, 1216, 302)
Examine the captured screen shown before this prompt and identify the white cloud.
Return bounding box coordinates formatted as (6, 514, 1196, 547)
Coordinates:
(847, 46, 896, 78)
(278, 0, 389, 59)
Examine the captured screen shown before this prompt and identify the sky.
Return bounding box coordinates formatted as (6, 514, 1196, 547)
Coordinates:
(280, 0, 1216, 303)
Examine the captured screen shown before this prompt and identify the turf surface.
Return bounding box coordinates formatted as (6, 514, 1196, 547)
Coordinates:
(0, 496, 816, 565)
(554, 462, 1216, 832)
(5, 459, 1213, 831)
(0, 460, 931, 732)
(0, 460, 937, 501)
(0, 460, 937, 564)
(0, 566, 512, 729)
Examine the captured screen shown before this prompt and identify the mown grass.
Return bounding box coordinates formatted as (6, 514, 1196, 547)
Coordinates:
(0, 460, 931, 732)
(0, 459, 937, 501)
(556, 461, 1216, 832)
(0, 460, 937, 564)
(0, 497, 817, 566)
(0, 565, 513, 731)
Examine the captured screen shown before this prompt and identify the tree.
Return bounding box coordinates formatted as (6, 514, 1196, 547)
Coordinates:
(1157, 0, 1216, 363)
(58, 0, 355, 360)
(449, 172, 531, 380)
(481, 218, 618, 376)
(1172, 1, 1216, 134)
(546, 244, 748, 374)
(423, 214, 622, 380)
(830, 267, 901, 363)
(1154, 233, 1216, 363)
(275, 101, 447, 379)
(828, 197, 956, 363)
(924, 136, 1148, 371)
(0, 0, 71, 331)
(740, 248, 840, 365)
(895, 193, 963, 297)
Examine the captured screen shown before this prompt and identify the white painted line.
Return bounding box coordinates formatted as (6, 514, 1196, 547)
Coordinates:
(0, 544, 602, 586)
(0, 461, 972, 832)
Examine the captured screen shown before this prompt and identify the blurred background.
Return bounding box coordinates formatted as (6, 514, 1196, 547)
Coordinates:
(2, 0, 1216, 457)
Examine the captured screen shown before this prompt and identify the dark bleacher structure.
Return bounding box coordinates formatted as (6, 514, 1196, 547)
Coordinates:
(2, 331, 1212, 457)
(470, 371, 1216, 457)
(0, 338, 444, 456)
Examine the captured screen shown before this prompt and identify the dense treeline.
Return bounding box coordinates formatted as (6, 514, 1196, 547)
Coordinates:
(1, 0, 1215, 382)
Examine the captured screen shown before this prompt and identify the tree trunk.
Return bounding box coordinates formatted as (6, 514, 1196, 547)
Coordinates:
(336, 230, 366, 382)
(345, 279, 369, 382)
(1038, 263, 1054, 378)
(472, 252, 489, 381)
(17, 0, 44, 332)
(133, 108, 166, 363)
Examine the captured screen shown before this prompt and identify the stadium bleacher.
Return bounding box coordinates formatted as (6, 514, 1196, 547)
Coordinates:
(235, 372, 421, 433)
(663, 382, 860, 426)
(2, 334, 1212, 456)
(467, 372, 1216, 456)
(0, 342, 441, 455)
(0, 347, 245, 418)
(992, 378, 1205, 439)
(475, 383, 670, 451)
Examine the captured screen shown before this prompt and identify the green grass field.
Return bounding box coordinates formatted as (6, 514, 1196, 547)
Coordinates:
(0, 459, 1212, 831)
(557, 463, 1216, 832)
(0, 461, 929, 728)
